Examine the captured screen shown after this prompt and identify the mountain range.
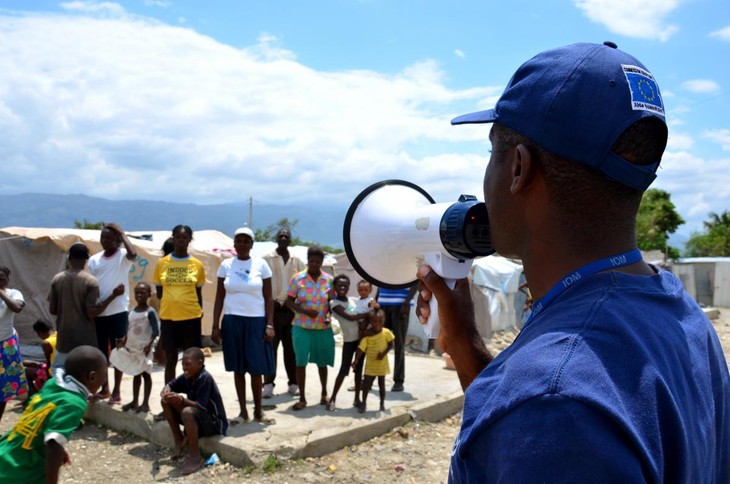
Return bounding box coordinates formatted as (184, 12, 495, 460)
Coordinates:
(0, 193, 347, 248)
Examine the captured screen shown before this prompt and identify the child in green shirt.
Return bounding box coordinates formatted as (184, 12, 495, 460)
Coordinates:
(0, 345, 107, 484)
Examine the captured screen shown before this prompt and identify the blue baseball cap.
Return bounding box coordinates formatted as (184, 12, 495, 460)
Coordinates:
(452, 42, 667, 191)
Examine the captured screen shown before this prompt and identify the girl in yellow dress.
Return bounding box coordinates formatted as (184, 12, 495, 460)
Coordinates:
(351, 309, 393, 413)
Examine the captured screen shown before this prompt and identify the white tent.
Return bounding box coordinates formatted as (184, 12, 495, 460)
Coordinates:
(0, 227, 236, 342)
(333, 251, 525, 346)
(0, 227, 343, 344)
(404, 255, 525, 349)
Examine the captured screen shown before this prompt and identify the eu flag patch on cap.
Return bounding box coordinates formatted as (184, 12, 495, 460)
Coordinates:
(623, 65, 664, 116)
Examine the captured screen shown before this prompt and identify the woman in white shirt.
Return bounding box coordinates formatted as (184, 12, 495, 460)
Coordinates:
(212, 227, 275, 424)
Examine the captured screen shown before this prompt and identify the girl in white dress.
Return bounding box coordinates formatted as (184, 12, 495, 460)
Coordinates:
(110, 282, 159, 412)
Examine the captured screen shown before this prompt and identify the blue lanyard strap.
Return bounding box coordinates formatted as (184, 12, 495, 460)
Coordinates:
(524, 248, 643, 328)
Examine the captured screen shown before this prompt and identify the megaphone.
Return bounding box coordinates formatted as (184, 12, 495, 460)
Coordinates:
(343, 179, 494, 338)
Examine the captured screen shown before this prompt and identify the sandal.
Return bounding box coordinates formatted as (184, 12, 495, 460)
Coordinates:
(319, 396, 329, 405)
(229, 415, 249, 426)
(326, 401, 337, 412)
(107, 395, 122, 405)
(292, 400, 307, 411)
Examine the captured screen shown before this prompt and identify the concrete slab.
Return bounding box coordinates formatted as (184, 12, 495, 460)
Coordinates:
(84, 347, 463, 468)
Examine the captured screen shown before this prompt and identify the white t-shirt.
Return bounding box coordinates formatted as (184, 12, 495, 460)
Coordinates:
(0, 288, 23, 341)
(331, 297, 360, 343)
(217, 256, 272, 317)
(88, 248, 134, 317)
(355, 297, 373, 314)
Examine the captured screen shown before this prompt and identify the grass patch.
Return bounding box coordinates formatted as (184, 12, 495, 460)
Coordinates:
(262, 454, 283, 473)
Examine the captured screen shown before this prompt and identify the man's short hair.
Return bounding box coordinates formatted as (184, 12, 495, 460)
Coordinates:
(307, 245, 325, 259)
(183, 346, 205, 363)
(68, 242, 90, 260)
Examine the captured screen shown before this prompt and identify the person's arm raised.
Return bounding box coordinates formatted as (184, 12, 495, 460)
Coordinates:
(417, 265, 492, 391)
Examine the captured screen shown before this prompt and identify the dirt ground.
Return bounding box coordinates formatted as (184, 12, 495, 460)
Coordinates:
(2, 309, 728, 483)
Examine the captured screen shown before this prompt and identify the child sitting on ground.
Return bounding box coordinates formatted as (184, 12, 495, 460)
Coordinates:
(160, 347, 228, 476)
(109, 282, 159, 413)
(0, 345, 107, 484)
(23, 319, 57, 397)
(327, 275, 368, 412)
(351, 308, 393, 413)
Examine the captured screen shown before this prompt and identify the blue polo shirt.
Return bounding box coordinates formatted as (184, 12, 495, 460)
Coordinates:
(450, 269, 730, 483)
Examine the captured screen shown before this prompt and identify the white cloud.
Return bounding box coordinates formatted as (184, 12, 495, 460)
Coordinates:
(704, 129, 730, 151)
(60, 1, 126, 16)
(1, 5, 725, 242)
(144, 0, 171, 7)
(667, 131, 694, 151)
(709, 25, 730, 41)
(0, 10, 501, 208)
(573, 0, 680, 41)
(654, 150, 730, 234)
(454, 49, 465, 59)
(681, 79, 721, 93)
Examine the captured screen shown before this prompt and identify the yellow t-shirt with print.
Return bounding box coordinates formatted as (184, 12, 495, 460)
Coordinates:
(358, 328, 395, 377)
(153, 255, 205, 321)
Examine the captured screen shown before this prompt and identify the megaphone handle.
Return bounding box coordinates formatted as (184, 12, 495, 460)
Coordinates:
(423, 278, 456, 339)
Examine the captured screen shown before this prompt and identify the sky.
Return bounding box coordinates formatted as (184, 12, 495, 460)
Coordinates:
(0, 0, 728, 242)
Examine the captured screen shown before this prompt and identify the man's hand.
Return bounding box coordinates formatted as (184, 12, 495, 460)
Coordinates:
(104, 222, 123, 235)
(112, 284, 125, 297)
(416, 265, 473, 350)
(417, 265, 492, 391)
(263, 325, 275, 342)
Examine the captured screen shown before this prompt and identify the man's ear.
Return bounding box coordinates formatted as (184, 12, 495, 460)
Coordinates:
(510, 143, 536, 193)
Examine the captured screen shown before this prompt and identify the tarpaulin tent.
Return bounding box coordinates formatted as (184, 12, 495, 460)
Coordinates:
(0, 227, 235, 343)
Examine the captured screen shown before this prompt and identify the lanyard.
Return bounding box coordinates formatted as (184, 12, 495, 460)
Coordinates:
(524, 248, 643, 329)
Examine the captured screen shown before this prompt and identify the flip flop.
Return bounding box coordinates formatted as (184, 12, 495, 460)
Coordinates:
(229, 415, 249, 426)
(326, 401, 337, 412)
(107, 395, 122, 405)
(292, 400, 307, 411)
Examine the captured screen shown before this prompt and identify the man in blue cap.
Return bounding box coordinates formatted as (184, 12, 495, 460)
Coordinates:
(418, 42, 730, 482)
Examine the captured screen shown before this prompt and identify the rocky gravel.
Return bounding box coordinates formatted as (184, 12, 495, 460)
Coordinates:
(2, 309, 728, 483)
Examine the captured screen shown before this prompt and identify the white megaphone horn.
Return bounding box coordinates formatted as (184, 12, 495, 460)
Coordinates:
(343, 180, 494, 339)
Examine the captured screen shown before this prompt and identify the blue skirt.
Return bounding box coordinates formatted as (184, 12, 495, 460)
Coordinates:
(1, 333, 29, 402)
(221, 315, 275, 375)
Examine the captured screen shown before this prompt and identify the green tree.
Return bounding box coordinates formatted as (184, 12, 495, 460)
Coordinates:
(684, 211, 730, 257)
(636, 189, 684, 259)
(252, 217, 343, 254)
(254, 218, 302, 244)
(74, 219, 104, 230)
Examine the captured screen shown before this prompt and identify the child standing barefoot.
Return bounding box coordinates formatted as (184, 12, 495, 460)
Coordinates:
(327, 275, 366, 412)
(109, 282, 159, 413)
(352, 309, 393, 413)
